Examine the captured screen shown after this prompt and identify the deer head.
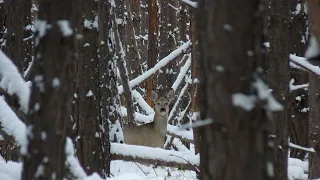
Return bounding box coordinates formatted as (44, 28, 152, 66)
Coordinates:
(151, 88, 175, 116)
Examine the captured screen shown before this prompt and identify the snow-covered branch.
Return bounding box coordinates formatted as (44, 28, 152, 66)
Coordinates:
(290, 54, 320, 76)
(167, 124, 194, 143)
(171, 55, 191, 91)
(0, 97, 27, 152)
(110, 143, 199, 170)
(180, 0, 198, 8)
(0, 50, 30, 113)
(118, 41, 191, 94)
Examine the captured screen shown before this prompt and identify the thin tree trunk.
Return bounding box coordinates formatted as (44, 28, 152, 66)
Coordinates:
(197, 0, 275, 180)
(22, 0, 75, 179)
(288, 0, 309, 160)
(145, 0, 158, 106)
(266, 1, 293, 179)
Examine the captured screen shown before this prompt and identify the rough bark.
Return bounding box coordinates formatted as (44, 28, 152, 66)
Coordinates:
(145, 0, 158, 106)
(197, 0, 274, 180)
(266, 0, 293, 179)
(306, 1, 320, 178)
(158, 0, 177, 89)
(308, 74, 320, 178)
(22, 0, 33, 73)
(0, 2, 5, 51)
(73, 0, 112, 177)
(21, 0, 75, 179)
(4, 0, 23, 70)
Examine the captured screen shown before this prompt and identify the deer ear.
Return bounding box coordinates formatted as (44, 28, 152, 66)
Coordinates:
(166, 89, 175, 102)
(151, 90, 158, 101)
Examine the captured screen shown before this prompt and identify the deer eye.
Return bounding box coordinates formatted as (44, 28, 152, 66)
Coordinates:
(157, 103, 160, 105)
(165, 103, 168, 105)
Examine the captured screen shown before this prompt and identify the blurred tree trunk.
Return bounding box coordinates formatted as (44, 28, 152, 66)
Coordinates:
(266, 0, 293, 180)
(21, 0, 75, 179)
(145, 0, 158, 106)
(4, 0, 23, 70)
(197, 0, 275, 180)
(306, 1, 320, 178)
(288, 0, 309, 160)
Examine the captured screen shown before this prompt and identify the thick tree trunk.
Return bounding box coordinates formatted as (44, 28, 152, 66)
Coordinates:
(266, 1, 294, 179)
(22, 0, 75, 179)
(73, 0, 112, 177)
(197, 0, 275, 180)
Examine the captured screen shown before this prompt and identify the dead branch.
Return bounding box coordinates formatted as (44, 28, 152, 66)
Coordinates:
(110, 143, 199, 171)
(118, 41, 192, 94)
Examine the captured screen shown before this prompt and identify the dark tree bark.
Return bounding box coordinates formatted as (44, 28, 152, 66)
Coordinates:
(288, 0, 309, 160)
(306, 1, 320, 178)
(73, 0, 113, 177)
(22, 0, 33, 73)
(158, 0, 177, 89)
(266, 0, 294, 179)
(0, 2, 5, 51)
(145, 0, 158, 106)
(4, 0, 24, 70)
(22, 0, 75, 179)
(197, 0, 275, 180)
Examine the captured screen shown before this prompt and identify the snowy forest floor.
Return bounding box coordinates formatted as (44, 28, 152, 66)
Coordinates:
(0, 157, 309, 180)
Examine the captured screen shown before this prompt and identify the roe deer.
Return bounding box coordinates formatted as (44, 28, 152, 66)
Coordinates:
(123, 88, 175, 148)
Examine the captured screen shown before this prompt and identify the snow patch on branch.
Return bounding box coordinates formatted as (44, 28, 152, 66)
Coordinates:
(84, 16, 99, 30)
(232, 93, 256, 111)
(57, 20, 73, 36)
(171, 55, 191, 91)
(0, 50, 30, 113)
(289, 79, 308, 92)
(0, 98, 27, 153)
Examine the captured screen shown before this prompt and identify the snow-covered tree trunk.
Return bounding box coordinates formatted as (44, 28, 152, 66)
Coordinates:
(197, 0, 276, 180)
(21, 0, 75, 179)
(266, 0, 293, 179)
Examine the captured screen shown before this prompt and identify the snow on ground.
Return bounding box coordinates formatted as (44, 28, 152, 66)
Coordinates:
(110, 160, 197, 180)
(0, 156, 310, 180)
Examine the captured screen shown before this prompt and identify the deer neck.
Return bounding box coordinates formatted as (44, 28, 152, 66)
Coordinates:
(153, 113, 168, 135)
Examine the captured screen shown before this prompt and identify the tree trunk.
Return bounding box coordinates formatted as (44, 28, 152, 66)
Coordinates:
(306, 1, 320, 178)
(197, 0, 275, 180)
(145, 0, 158, 106)
(266, 1, 294, 179)
(4, 0, 23, 70)
(22, 0, 75, 179)
(288, 0, 309, 160)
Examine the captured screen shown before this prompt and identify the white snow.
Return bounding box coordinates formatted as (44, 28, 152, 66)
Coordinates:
(86, 90, 94, 97)
(0, 95, 27, 153)
(65, 137, 87, 179)
(181, 0, 198, 8)
(288, 142, 315, 153)
(171, 55, 191, 91)
(289, 79, 309, 92)
(290, 54, 320, 75)
(110, 143, 199, 166)
(0, 50, 30, 113)
(167, 125, 193, 142)
(84, 16, 99, 30)
(57, 20, 73, 36)
(232, 93, 256, 111)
